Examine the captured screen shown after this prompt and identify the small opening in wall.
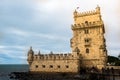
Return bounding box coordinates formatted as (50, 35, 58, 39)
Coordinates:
(104, 49, 106, 52)
(58, 65, 60, 68)
(50, 65, 53, 68)
(42, 65, 45, 68)
(66, 65, 69, 68)
(35, 65, 38, 68)
(85, 21, 88, 24)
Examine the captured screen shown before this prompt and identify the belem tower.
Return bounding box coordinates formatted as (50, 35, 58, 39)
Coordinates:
(27, 6, 108, 73)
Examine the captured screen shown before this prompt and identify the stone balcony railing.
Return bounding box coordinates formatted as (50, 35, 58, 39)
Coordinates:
(71, 21, 103, 30)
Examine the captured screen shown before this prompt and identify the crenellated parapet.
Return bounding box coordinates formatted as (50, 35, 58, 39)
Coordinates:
(73, 6, 102, 25)
(27, 47, 81, 62)
(32, 52, 77, 60)
(74, 5, 100, 18)
(74, 10, 98, 18)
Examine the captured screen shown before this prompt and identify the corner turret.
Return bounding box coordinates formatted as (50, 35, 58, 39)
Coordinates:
(96, 5, 100, 13)
(74, 9, 78, 18)
(27, 46, 34, 65)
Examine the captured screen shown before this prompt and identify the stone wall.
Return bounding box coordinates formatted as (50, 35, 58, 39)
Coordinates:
(30, 59, 80, 73)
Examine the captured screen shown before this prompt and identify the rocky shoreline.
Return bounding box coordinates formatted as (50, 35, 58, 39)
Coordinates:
(9, 71, 120, 80)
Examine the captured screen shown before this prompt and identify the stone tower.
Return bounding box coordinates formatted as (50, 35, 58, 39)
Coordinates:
(71, 6, 107, 69)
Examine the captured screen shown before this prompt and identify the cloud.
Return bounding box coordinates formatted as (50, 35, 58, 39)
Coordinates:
(7, 28, 28, 37)
(5, 27, 69, 41)
(0, 0, 120, 64)
(0, 46, 27, 61)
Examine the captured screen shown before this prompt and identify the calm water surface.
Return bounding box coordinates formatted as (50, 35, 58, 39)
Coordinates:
(0, 65, 119, 80)
(0, 64, 28, 80)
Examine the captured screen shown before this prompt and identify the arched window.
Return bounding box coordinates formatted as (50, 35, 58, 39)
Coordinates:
(86, 48, 89, 53)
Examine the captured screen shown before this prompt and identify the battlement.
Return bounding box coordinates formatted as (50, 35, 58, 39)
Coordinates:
(27, 47, 81, 63)
(27, 48, 81, 61)
(71, 21, 103, 30)
(74, 6, 100, 18)
(73, 6, 102, 25)
(33, 52, 77, 60)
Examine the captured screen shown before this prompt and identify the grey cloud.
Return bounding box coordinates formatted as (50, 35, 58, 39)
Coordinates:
(0, 0, 120, 64)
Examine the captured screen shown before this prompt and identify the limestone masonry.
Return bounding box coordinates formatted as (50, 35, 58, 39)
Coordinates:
(27, 6, 108, 73)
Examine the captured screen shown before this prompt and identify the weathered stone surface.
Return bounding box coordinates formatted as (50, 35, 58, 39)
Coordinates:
(27, 6, 107, 73)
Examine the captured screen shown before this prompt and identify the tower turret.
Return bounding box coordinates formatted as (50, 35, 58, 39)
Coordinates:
(74, 10, 78, 18)
(27, 46, 34, 65)
(96, 5, 100, 13)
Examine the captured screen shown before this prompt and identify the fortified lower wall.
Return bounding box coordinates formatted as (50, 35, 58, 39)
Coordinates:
(30, 58, 80, 73)
(28, 48, 81, 73)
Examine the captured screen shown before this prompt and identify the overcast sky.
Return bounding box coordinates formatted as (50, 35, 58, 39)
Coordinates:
(0, 0, 120, 64)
